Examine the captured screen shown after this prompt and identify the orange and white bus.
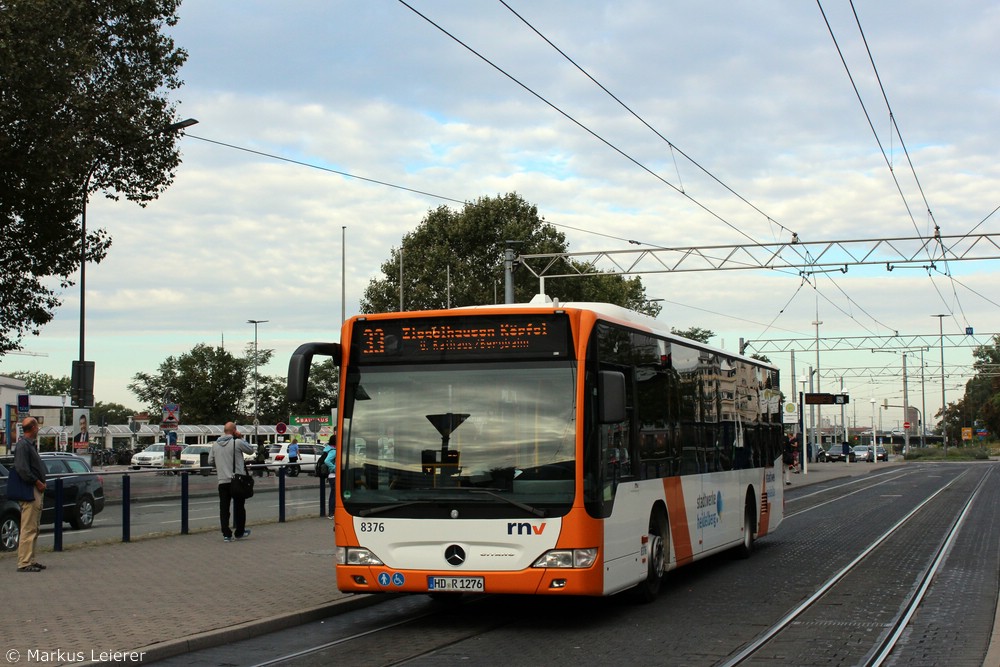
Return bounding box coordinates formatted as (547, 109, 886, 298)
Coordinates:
(288, 299, 784, 600)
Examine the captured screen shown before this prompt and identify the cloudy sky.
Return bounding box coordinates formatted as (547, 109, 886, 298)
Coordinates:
(5, 0, 999, 431)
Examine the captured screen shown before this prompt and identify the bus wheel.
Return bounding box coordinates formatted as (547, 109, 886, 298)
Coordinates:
(631, 510, 667, 603)
(735, 499, 755, 559)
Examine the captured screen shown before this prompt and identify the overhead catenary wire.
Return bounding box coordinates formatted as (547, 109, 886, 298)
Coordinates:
(395, 0, 765, 247)
(496, 0, 796, 245)
(848, 0, 939, 241)
(194, 7, 982, 352)
(488, 0, 907, 342)
(815, 0, 929, 246)
(848, 0, 973, 333)
(818, 0, 973, 331)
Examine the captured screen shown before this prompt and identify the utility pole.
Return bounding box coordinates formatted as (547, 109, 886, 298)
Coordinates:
(504, 242, 517, 304)
(902, 353, 910, 456)
(932, 315, 948, 458)
(247, 319, 268, 447)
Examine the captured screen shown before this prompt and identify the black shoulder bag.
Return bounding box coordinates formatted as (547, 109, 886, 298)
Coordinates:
(230, 438, 255, 499)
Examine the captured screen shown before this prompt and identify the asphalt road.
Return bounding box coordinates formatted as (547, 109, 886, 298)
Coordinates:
(155, 462, 1000, 667)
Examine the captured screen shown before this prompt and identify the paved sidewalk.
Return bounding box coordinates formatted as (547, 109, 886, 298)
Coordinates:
(4, 459, 988, 667)
(3, 516, 378, 666)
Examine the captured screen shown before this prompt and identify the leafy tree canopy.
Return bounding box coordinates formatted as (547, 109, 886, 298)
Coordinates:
(90, 401, 137, 426)
(361, 193, 659, 316)
(940, 334, 1000, 441)
(0, 0, 188, 355)
(127, 343, 338, 426)
(128, 343, 250, 425)
(4, 371, 137, 424)
(671, 327, 715, 344)
(5, 370, 72, 396)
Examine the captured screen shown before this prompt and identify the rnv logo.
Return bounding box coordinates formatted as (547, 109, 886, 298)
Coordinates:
(507, 521, 547, 535)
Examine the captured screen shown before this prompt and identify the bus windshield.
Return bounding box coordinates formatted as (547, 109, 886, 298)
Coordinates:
(341, 361, 577, 518)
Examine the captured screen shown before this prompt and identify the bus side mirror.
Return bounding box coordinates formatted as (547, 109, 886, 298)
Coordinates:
(598, 370, 626, 424)
(287, 342, 342, 403)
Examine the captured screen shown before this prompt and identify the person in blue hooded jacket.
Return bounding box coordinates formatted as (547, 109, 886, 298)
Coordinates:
(320, 433, 337, 517)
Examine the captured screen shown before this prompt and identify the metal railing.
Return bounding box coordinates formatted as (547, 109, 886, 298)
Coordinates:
(43, 463, 331, 551)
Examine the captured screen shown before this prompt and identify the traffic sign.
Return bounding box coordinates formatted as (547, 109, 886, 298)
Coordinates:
(161, 403, 180, 430)
(903, 421, 911, 429)
(276, 422, 287, 435)
(782, 401, 799, 424)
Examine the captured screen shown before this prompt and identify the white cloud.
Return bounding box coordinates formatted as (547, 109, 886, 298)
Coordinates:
(5, 0, 997, 430)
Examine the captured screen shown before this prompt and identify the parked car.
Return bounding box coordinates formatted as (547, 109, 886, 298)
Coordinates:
(0, 453, 106, 552)
(853, 445, 874, 462)
(875, 445, 888, 462)
(131, 443, 166, 469)
(826, 443, 853, 463)
(265, 442, 322, 476)
(179, 445, 213, 474)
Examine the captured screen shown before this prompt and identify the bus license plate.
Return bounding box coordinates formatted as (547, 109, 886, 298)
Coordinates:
(427, 576, 484, 592)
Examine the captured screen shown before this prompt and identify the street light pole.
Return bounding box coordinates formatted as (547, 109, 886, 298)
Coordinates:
(74, 118, 199, 409)
(902, 352, 910, 456)
(932, 314, 947, 457)
(798, 374, 807, 470)
(920, 349, 927, 448)
(812, 318, 822, 461)
(247, 319, 268, 447)
(871, 398, 876, 452)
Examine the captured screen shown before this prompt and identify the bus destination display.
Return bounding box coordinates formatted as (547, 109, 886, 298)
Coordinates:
(355, 315, 570, 362)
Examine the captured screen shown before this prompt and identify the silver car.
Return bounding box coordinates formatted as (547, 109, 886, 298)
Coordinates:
(852, 445, 873, 462)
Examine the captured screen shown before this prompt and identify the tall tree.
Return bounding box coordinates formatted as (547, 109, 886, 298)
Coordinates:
(0, 0, 188, 355)
(128, 344, 250, 425)
(955, 334, 1000, 438)
(90, 401, 138, 426)
(4, 370, 72, 396)
(361, 193, 659, 315)
(671, 327, 715, 344)
(256, 360, 339, 424)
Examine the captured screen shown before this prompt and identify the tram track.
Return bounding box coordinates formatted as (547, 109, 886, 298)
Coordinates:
(246, 594, 510, 667)
(719, 464, 995, 666)
(784, 466, 919, 518)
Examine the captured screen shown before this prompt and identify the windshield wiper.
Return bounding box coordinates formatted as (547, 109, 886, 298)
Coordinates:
(358, 501, 429, 517)
(469, 488, 546, 517)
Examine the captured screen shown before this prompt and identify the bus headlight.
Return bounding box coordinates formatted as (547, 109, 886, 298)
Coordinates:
(532, 548, 598, 569)
(336, 547, 384, 566)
